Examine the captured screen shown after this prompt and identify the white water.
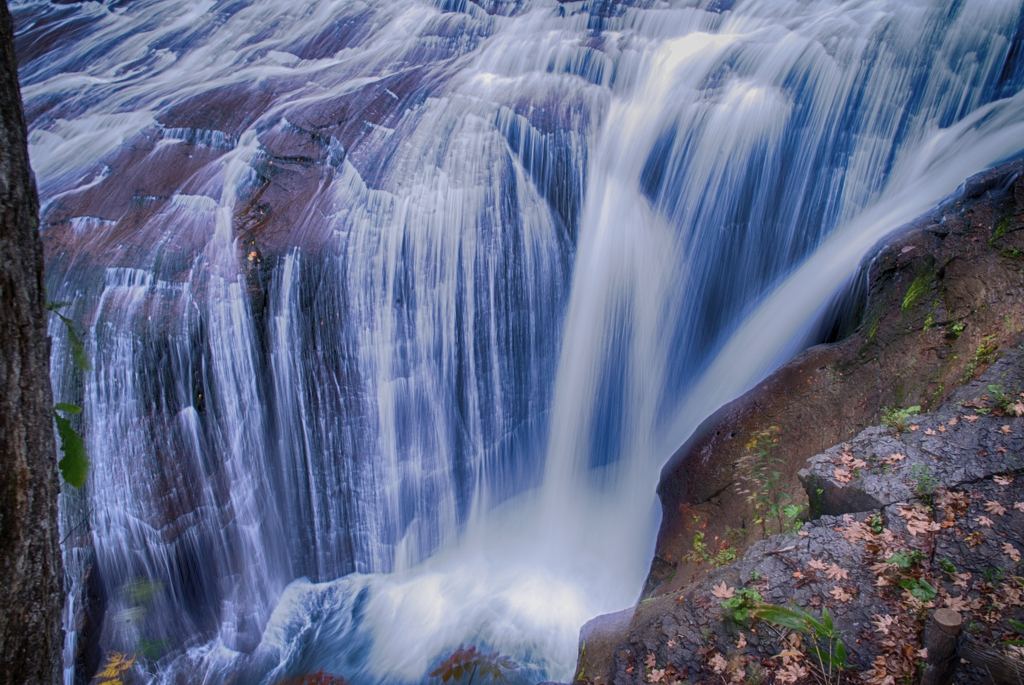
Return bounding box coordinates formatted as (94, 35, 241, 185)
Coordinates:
(14, 0, 1024, 682)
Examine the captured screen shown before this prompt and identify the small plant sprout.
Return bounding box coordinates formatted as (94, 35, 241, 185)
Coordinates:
(881, 405, 921, 434)
(908, 464, 939, 501)
(753, 603, 847, 685)
(743, 427, 805, 535)
(720, 587, 763, 623)
(885, 550, 926, 569)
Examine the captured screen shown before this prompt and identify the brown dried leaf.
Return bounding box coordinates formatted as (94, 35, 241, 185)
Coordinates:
(1001, 425, 1013, 434)
(826, 564, 850, 581)
(975, 515, 995, 527)
(872, 614, 895, 634)
(711, 582, 734, 599)
(984, 500, 1007, 516)
(1003, 543, 1021, 563)
(708, 653, 728, 674)
(882, 453, 906, 466)
(964, 415, 979, 423)
(776, 662, 808, 684)
(944, 595, 971, 612)
(830, 586, 853, 602)
(833, 468, 853, 484)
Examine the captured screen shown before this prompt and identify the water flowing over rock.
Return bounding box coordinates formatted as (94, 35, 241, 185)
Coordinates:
(11, 0, 1024, 682)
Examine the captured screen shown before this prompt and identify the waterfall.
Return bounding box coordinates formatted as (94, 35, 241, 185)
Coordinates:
(13, 0, 1024, 681)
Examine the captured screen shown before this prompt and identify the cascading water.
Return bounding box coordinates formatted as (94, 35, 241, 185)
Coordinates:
(13, 0, 1024, 681)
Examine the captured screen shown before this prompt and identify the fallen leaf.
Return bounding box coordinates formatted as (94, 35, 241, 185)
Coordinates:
(948, 417, 959, 425)
(869, 561, 890, 576)
(711, 582, 734, 599)
(667, 639, 676, 648)
(1012, 402, 1024, 416)
(997, 446, 1008, 454)
(830, 586, 853, 602)
(925, 429, 937, 435)
(797, 530, 809, 537)
(872, 614, 895, 634)
(646, 653, 657, 669)
(984, 501, 1007, 516)
(945, 595, 971, 612)
(954, 572, 972, 588)
(909, 425, 920, 431)
(882, 453, 906, 466)
(939, 425, 947, 433)
(1004, 543, 1021, 563)
(840, 520, 874, 543)
(708, 653, 728, 674)
(1015, 502, 1024, 512)
(964, 415, 979, 423)
(975, 515, 995, 527)
(834, 468, 853, 484)
(993, 473, 1011, 483)
(826, 564, 850, 581)
(1001, 425, 1013, 434)
(808, 558, 827, 571)
(776, 662, 809, 684)
(736, 633, 747, 650)
(648, 667, 666, 683)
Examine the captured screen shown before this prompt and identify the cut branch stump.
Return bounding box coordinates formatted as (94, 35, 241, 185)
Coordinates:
(922, 609, 963, 685)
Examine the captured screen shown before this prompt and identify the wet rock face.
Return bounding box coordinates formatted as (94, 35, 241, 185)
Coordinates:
(649, 155, 1024, 601)
(575, 158, 1024, 685)
(577, 346, 1024, 685)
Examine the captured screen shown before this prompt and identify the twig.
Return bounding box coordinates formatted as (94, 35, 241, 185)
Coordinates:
(765, 546, 797, 555)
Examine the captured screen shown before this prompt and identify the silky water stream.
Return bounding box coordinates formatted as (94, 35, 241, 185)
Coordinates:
(12, 0, 1024, 681)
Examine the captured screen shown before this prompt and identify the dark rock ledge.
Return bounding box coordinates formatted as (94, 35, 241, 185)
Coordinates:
(572, 158, 1024, 685)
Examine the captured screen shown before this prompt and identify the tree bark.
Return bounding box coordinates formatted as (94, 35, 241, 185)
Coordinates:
(0, 1, 64, 684)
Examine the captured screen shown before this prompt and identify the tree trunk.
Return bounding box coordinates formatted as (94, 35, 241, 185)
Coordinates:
(0, 1, 65, 684)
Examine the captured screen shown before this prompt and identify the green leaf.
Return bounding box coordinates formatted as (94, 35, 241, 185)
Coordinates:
(821, 606, 834, 633)
(899, 578, 937, 602)
(752, 605, 807, 630)
(833, 639, 847, 667)
(54, 403, 82, 415)
(1009, 619, 1024, 633)
(54, 413, 89, 487)
(55, 312, 91, 371)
